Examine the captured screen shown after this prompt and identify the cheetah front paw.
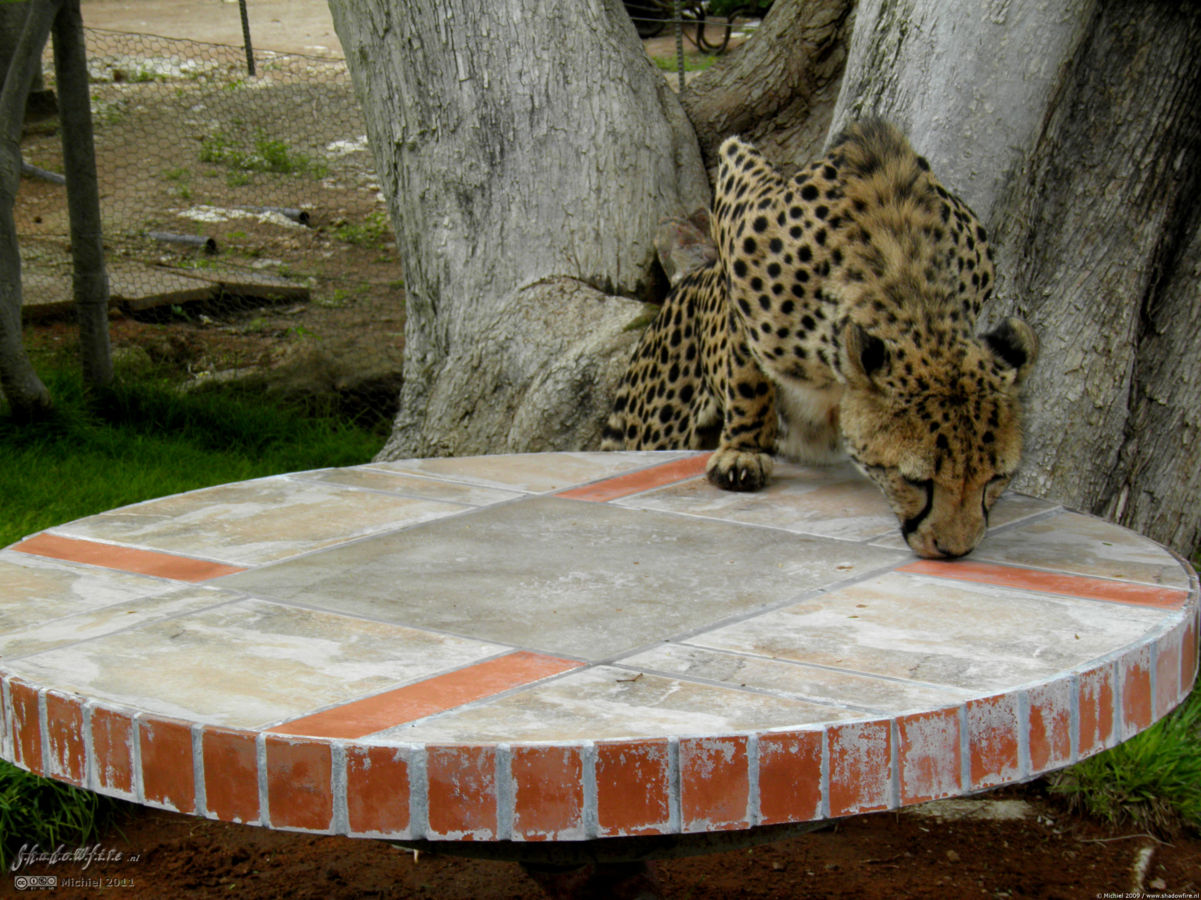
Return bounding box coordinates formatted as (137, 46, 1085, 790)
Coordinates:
(706, 448, 773, 492)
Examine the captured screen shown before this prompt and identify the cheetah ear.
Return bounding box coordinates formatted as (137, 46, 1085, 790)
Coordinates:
(982, 317, 1038, 386)
(840, 321, 891, 388)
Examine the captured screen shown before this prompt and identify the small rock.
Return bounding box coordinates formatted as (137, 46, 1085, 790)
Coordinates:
(945, 850, 960, 863)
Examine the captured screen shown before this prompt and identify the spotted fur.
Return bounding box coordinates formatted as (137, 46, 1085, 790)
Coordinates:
(602, 120, 1037, 559)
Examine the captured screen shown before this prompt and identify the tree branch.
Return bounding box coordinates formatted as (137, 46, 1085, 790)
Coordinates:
(680, 0, 854, 171)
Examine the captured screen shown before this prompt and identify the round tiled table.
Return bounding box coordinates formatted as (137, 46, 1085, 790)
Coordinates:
(1, 452, 1196, 856)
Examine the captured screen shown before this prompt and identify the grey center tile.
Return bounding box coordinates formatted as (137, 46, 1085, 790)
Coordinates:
(218, 496, 904, 661)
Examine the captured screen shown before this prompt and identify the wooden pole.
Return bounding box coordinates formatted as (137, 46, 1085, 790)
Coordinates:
(0, 0, 59, 417)
(239, 0, 256, 76)
(52, 0, 112, 390)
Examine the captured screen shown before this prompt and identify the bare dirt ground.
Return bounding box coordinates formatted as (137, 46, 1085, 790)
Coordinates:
(11, 5, 1201, 898)
(10, 788, 1201, 898)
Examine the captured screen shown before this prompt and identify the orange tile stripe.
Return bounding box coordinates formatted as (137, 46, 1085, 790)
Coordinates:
(13, 533, 245, 582)
(900, 559, 1188, 608)
(556, 453, 711, 502)
(269, 651, 582, 740)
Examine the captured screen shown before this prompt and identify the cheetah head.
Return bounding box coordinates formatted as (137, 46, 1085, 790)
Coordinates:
(837, 318, 1038, 559)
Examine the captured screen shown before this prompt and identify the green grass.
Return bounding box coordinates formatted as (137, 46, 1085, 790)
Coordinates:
(199, 131, 328, 180)
(1, 359, 382, 548)
(0, 768, 113, 871)
(650, 53, 718, 73)
(0, 352, 385, 865)
(332, 209, 392, 248)
(1049, 683, 1201, 835)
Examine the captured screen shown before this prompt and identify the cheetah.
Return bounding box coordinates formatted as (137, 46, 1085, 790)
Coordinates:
(602, 119, 1038, 559)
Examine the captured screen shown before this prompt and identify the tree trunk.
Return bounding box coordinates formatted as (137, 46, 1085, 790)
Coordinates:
(337, 0, 1201, 556)
(829, 0, 1201, 555)
(53, 0, 112, 391)
(0, 0, 57, 418)
(329, 0, 709, 458)
(993, 1, 1201, 555)
(679, 0, 854, 174)
(0, 1, 46, 99)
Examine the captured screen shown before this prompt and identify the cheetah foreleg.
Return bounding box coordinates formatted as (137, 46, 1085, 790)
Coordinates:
(706, 343, 777, 492)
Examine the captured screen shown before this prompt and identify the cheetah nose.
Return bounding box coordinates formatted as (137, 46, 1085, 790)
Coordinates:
(908, 534, 973, 560)
(932, 540, 971, 560)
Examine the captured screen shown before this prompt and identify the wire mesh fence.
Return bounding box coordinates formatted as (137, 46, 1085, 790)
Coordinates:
(13, 8, 761, 430)
(18, 26, 403, 430)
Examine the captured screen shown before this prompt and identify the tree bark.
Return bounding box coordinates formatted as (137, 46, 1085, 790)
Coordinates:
(338, 0, 1201, 555)
(53, 0, 112, 391)
(329, 0, 709, 458)
(680, 0, 854, 173)
(829, 0, 1096, 221)
(0, 0, 57, 418)
(991, 1, 1201, 555)
(830, 0, 1201, 555)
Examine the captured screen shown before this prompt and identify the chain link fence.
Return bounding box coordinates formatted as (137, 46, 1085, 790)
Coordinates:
(18, 26, 403, 429)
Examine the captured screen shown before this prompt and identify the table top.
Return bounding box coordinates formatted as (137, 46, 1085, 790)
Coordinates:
(1, 451, 1196, 843)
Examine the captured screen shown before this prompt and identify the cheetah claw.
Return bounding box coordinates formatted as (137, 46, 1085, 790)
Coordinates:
(706, 449, 773, 492)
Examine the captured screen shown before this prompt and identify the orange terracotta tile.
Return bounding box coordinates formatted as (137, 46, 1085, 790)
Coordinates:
(425, 744, 497, 840)
(14, 532, 245, 582)
(1155, 630, 1183, 721)
(9, 680, 43, 775)
(270, 651, 581, 739)
(896, 708, 961, 805)
(1078, 664, 1116, 758)
(679, 736, 750, 832)
(595, 739, 672, 837)
(140, 716, 196, 814)
(900, 559, 1188, 608)
(264, 736, 333, 832)
(346, 744, 410, 837)
(202, 727, 260, 824)
(1026, 682, 1073, 774)
(966, 695, 1021, 790)
(510, 745, 584, 841)
(757, 731, 823, 825)
(556, 454, 711, 502)
(91, 706, 135, 796)
(44, 692, 86, 786)
(1120, 647, 1153, 738)
(828, 720, 892, 817)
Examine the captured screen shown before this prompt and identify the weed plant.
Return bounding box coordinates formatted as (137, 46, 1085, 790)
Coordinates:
(199, 130, 328, 180)
(0, 351, 384, 864)
(1049, 683, 1201, 835)
(0, 768, 112, 871)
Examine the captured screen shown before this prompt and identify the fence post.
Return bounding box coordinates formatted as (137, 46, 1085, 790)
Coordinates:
(239, 0, 256, 76)
(53, 0, 112, 389)
(674, 0, 685, 91)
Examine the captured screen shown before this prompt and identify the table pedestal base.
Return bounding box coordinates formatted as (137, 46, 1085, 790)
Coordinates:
(394, 822, 825, 898)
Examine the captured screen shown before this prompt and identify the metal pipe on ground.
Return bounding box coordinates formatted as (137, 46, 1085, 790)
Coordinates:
(148, 231, 217, 254)
(20, 161, 65, 184)
(238, 205, 311, 225)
